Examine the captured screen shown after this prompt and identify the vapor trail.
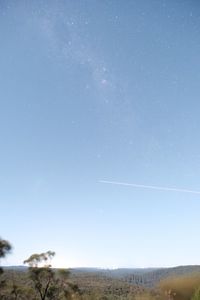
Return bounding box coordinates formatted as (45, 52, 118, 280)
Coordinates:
(99, 180, 200, 195)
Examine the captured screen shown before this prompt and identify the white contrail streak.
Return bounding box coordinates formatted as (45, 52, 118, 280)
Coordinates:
(99, 180, 200, 195)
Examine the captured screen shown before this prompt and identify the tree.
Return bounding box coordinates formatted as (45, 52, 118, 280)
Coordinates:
(24, 251, 79, 300)
(0, 238, 12, 299)
(0, 238, 12, 275)
(0, 238, 12, 262)
(24, 251, 56, 300)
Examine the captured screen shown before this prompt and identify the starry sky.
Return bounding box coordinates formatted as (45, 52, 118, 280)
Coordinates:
(1, 0, 200, 268)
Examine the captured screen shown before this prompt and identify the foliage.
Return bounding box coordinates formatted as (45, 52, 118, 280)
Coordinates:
(159, 273, 200, 300)
(23, 251, 56, 300)
(24, 251, 55, 268)
(192, 287, 200, 300)
(0, 238, 12, 259)
(0, 238, 12, 274)
(24, 251, 80, 300)
(3, 237, 200, 300)
(0, 238, 12, 299)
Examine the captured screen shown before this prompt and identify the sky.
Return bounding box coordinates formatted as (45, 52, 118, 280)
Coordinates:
(1, 0, 200, 269)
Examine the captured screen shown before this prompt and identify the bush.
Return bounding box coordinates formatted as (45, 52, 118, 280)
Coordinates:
(192, 287, 200, 300)
(159, 273, 200, 300)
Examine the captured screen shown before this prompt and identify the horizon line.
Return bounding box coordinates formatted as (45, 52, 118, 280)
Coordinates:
(3, 263, 200, 270)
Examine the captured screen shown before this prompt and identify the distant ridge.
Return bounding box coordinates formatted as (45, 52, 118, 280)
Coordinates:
(3, 265, 200, 287)
(3, 266, 27, 271)
(71, 265, 200, 287)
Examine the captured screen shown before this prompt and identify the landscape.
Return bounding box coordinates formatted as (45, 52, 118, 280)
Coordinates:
(1, 239, 200, 299)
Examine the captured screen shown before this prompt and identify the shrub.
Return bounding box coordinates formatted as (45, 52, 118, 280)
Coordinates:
(192, 287, 200, 300)
(159, 273, 200, 300)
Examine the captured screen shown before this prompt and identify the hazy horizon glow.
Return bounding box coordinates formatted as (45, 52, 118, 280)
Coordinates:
(1, 0, 200, 268)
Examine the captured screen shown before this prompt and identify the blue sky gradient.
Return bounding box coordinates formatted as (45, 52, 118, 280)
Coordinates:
(1, 0, 200, 268)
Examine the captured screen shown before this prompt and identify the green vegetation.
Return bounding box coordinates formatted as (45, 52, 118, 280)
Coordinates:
(192, 287, 200, 300)
(1, 237, 200, 299)
(159, 273, 200, 300)
(0, 238, 12, 274)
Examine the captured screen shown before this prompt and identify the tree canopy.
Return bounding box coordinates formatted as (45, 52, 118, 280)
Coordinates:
(0, 238, 12, 274)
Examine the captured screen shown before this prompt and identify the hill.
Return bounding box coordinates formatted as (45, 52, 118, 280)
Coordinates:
(71, 265, 200, 287)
